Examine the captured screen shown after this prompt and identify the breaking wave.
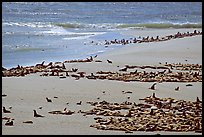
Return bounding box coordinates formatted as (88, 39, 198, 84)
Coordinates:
(3, 21, 202, 30)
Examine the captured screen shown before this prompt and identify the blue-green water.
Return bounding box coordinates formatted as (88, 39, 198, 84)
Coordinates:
(2, 2, 202, 68)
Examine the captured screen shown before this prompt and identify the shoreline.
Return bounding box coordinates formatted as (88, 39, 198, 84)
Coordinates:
(3, 28, 202, 69)
(2, 28, 202, 135)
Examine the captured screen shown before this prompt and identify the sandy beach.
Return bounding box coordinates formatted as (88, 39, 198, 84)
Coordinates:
(2, 28, 202, 135)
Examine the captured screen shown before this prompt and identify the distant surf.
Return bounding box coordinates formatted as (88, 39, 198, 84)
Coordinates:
(116, 23, 202, 29)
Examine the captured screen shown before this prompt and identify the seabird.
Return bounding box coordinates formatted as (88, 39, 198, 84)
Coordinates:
(33, 110, 45, 117)
(149, 83, 157, 90)
(3, 107, 11, 113)
(46, 97, 52, 102)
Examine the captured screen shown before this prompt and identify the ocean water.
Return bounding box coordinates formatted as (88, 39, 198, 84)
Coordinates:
(2, 2, 202, 68)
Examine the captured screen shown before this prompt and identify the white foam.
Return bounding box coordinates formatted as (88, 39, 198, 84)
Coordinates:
(3, 22, 53, 28)
(63, 35, 92, 40)
(63, 32, 106, 40)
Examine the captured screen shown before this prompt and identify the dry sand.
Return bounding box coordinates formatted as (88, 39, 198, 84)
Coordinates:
(2, 28, 202, 135)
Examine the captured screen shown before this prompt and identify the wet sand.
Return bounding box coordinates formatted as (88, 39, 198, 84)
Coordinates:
(2, 28, 202, 135)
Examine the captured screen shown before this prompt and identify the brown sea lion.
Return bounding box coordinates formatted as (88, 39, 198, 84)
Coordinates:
(3, 107, 11, 113)
(33, 110, 45, 117)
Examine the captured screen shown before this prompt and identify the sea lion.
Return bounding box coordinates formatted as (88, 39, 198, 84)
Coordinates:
(72, 68, 78, 72)
(2, 94, 7, 97)
(77, 101, 82, 105)
(33, 110, 45, 117)
(175, 86, 180, 91)
(5, 119, 14, 126)
(149, 83, 157, 90)
(62, 63, 66, 69)
(66, 71, 69, 76)
(107, 60, 113, 64)
(23, 120, 33, 124)
(119, 67, 127, 71)
(196, 97, 202, 103)
(46, 97, 52, 102)
(3, 107, 11, 113)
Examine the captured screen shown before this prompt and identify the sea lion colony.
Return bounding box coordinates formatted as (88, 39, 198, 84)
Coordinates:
(2, 61, 202, 83)
(87, 93, 202, 133)
(2, 30, 202, 82)
(87, 63, 202, 82)
(2, 30, 202, 133)
(90, 30, 202, 46)
(2, 93, 202, 133)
